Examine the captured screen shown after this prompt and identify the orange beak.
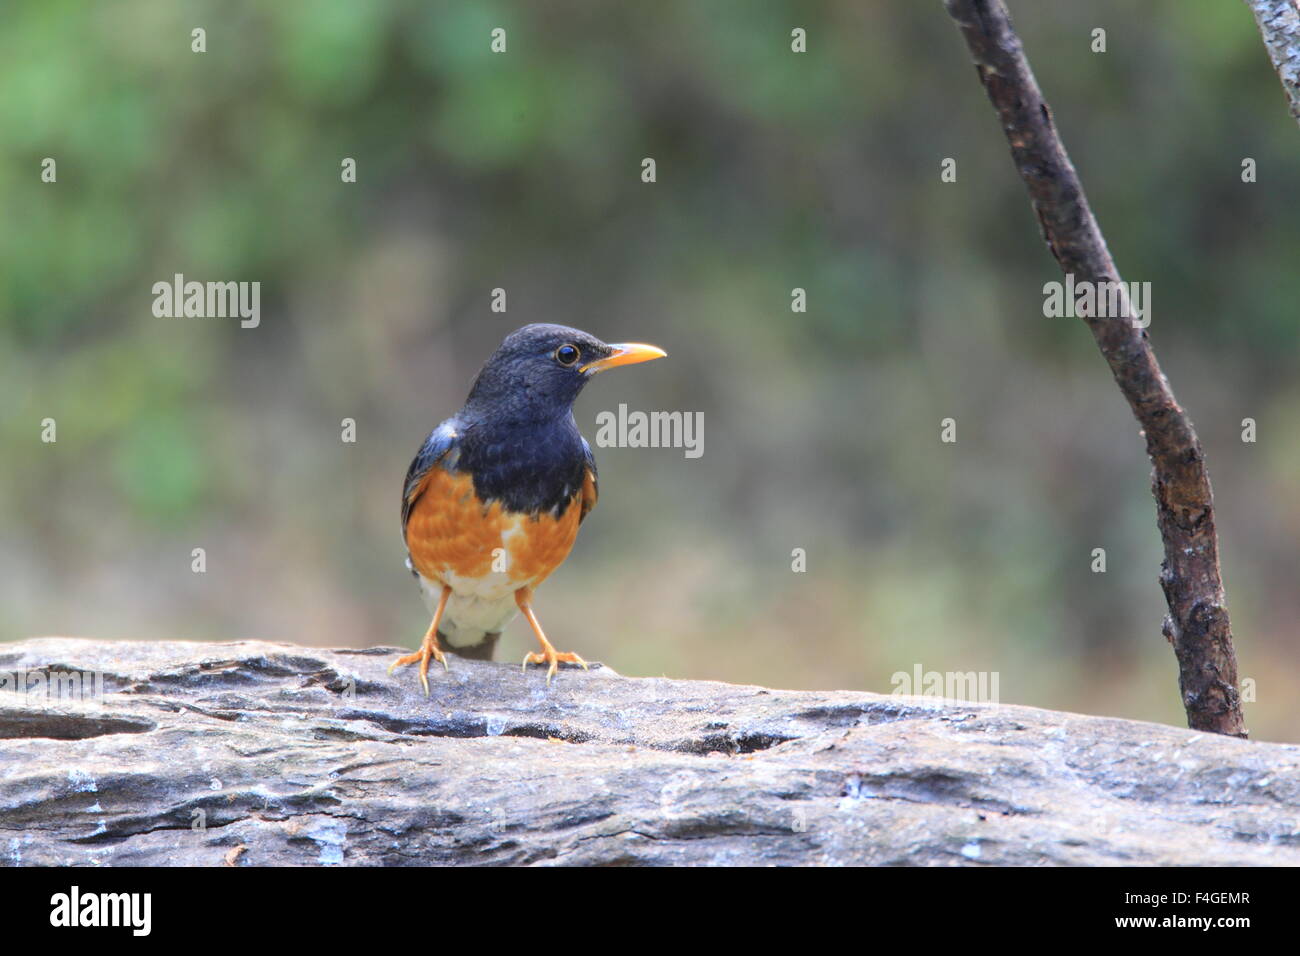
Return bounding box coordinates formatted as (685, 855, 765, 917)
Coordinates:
(580, 342, 668, 375)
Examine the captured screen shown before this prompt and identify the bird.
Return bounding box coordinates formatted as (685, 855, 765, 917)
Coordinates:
(390, 323, 667, 693)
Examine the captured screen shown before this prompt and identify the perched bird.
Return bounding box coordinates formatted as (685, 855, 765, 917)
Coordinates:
(391, 324, 667, 692)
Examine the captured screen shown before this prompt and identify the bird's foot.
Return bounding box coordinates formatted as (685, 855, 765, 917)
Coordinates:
(388, 636, 448, 696)
(522, 641, 589, 685)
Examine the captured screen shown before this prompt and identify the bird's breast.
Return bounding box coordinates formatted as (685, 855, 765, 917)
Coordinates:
(405, 467, 584, 593)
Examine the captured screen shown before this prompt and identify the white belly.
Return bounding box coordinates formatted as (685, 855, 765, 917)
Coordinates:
(417, 570, 520, 648)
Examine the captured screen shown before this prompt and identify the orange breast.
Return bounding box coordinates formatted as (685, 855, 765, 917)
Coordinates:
(405, 468, 583, 589)
(507, 500, 584, 586)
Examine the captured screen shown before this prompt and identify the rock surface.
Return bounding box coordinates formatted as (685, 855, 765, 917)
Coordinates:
(0, 637, 1297, 866)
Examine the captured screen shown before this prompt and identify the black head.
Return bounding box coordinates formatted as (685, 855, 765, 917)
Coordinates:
(462, 324, 666, 424)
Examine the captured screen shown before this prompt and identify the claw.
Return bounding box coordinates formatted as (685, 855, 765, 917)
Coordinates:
(391, 585, 451, 695)
(522, 648, 589, 685)
(390, 642, 448, 696)
(515, 588, 588, 685)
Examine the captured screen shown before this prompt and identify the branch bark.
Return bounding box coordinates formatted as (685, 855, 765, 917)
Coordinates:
(1245, 0, 1300, 126)
(2, 638, 1293, 866)
(943, 0, 1247, 737)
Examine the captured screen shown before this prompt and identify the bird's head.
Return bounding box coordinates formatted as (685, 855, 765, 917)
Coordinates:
(464, 324, 667, 422)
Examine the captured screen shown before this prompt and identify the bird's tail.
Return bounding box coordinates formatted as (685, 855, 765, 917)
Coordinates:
(443, 631, 499, 661)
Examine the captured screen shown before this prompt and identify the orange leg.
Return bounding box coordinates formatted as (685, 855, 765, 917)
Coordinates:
(516, 588, 588, 685)
(388, 585, 451, 695)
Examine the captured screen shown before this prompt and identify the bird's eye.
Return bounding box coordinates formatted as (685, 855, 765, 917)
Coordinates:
(555, 344, 581, 367)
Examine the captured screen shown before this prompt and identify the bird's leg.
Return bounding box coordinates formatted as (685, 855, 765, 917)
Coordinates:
(516, 588, 588, 685)
(388, 584, 451, 695)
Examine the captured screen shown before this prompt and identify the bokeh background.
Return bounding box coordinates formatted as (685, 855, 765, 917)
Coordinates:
(3, 0, 1297, 741)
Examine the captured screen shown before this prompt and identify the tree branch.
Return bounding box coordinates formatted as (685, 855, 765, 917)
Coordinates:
(943, 0, 1247, 737)
(1245, 0, 1300, 126)
(3, 638, 1295, 864)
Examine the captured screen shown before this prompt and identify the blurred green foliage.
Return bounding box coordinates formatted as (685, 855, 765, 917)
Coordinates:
(2, 0, 1298, 740)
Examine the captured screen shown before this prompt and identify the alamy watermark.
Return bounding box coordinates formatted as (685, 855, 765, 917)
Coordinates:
(49, 886, 151, 936)
(891, 664, 1000, 708)
(594, 403, 703, 458)
(1043, 273, 1150, 328)
(0, 668, 106, 704)
(152, 273, 260, 328)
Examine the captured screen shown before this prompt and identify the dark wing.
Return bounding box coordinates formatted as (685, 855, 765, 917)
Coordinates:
(579, 437, 598, 524)
(401, 420, 460, 541)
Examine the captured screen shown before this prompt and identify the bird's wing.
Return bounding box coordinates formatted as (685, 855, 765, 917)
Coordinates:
(579, 437, 599, 524)
(402, 420, 461, 540)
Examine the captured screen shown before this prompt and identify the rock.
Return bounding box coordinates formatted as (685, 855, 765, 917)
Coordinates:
(0, 637, 1296, 866)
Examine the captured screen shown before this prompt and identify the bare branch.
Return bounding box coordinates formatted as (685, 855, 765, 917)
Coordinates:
(943, 0, 1247, 737)
(1245, 0, 1300, 126)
